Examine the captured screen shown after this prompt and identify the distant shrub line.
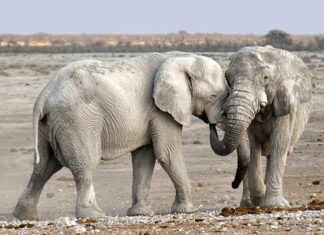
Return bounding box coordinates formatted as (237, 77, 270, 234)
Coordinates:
(1, 30, 324, 53)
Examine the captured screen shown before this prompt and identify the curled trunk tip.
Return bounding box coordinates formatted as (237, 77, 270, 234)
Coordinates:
(209, 124, 237, 156)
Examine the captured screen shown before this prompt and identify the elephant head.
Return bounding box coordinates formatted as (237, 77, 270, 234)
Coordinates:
(153, 55, 228, 126)
(209, 46, 312, 187)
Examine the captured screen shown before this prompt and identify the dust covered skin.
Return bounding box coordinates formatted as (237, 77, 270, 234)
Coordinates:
(0, 52, 323, 233)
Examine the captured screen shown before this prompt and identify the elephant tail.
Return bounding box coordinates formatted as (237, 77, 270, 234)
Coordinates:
(33, 79, 56, 164)
(33, 98, 44, 164)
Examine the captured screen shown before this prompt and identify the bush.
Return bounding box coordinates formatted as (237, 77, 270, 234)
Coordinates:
(265, 29, 292, 49)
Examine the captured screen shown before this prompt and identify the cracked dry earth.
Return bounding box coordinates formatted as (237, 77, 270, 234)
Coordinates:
(0, 52, 323, 234)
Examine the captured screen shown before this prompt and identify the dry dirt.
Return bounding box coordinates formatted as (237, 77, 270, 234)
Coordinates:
(0, 52, 323, 234)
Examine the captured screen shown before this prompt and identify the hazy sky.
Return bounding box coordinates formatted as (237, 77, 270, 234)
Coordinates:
(1, 0, 323, 34)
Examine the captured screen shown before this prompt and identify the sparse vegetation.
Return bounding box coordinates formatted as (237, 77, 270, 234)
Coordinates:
(265, 29, 292, 49)
(0, 30, 323, 53)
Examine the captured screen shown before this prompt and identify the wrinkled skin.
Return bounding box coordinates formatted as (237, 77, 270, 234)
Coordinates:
(13, 52, 228, 220)
(209, 46, 312, 208)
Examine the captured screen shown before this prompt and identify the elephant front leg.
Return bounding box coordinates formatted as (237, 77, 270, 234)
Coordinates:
(262, 118, 292, 208)
(151, 119, 197, 214)
(159, 153, 197, 214)
(127, 145, 155, 216)
(240, 176, 252, 207)
(247, 135, 265, 206)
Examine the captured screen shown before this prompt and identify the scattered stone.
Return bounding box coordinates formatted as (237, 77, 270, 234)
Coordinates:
(197, 182, 203, 188)
(193, 140, 203, 144)
(195, 218, 204, 222)
(72, 224, 87, 234)
(46, 192, 55, 199)
(57, 217, 76, 227)
(0, 200, 323, 234)
(312, 180, 320, 185)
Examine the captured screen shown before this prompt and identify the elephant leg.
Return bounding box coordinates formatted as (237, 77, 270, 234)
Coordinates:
(127, 145, 156, 216)
(71, 169, 104, 218)
(262, 117, 292, 208)
(240, 176, 252, 207)
(56, 119, 104, 218)
(264, 155, 271, 184)
(159, 153, 196, 214)
(247, 134, 265, 206)
(13, 142, 62, 220)
(151, 115, 196, 214)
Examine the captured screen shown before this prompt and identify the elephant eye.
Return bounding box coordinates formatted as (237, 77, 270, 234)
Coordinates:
(211, 94, 217, 98)
(264, 75, 270, 80)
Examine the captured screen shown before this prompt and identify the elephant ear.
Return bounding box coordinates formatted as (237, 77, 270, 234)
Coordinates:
(274, 74, 312, 117)
(153, 56, 198, 126)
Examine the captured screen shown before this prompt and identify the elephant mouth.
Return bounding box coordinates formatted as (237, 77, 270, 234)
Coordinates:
(255, 105, 273, 122)
(197, 111, 210, 124)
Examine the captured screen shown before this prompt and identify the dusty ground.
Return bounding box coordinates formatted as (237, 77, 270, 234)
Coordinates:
(0, 52, 323, 234)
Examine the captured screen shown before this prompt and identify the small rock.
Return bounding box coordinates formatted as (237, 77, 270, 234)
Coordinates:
(221, 227, 228, 232)
(57, 217, 76, 227)
(193, 140, 202, 144)
(195, 218, 204, 222)
(312, 180, 320, 185)
(92, 229, 100, 233)
(46, 192, 55, 199)
(74, 224, 87, 233)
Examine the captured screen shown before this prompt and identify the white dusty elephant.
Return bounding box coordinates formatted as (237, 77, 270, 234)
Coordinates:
(209, 46, 312, 208)
(13, 52, 228, 220)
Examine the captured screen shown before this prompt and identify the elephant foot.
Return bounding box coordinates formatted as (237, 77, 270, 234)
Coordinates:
(127, 203, 154, 216)
(261, 195, 290, 208)
(240, 198, 252, 207)
(250, 189, 265, 207)
(171, 201, 197, 214)
(13, 204, 39, 221)
(76, 206, 105, 219)
(251, 195, 264, 207)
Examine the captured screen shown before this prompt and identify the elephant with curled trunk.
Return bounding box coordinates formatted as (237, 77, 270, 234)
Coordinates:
(13, 52, 228, 220)
(210, 46, 312, 208)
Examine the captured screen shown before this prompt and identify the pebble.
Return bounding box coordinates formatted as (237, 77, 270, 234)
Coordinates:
(57, 217, 76, 227)
(1, 210, 323, 234)
(73, 225, 87, 234)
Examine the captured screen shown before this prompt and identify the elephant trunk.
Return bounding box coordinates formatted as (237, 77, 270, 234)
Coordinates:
(210, 79, 258, 187)
(231, 131, 250, 189)
(209, 92, 256, 156)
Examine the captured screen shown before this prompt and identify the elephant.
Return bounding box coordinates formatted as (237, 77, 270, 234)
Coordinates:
(13, 52, 228, 220)
(209, 46, 312, 208)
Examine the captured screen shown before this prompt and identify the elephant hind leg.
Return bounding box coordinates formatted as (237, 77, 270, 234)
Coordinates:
(13, 142, 62, 221)
(127, 145, 156, 216)
(71, 168, 104, 219)
(55, 122, 104, 219)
